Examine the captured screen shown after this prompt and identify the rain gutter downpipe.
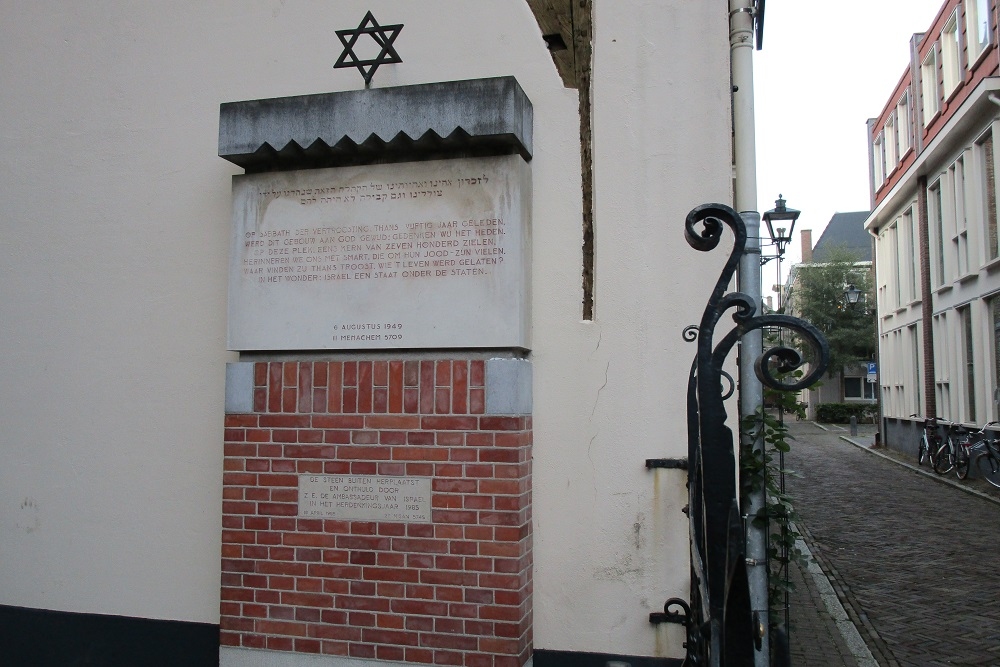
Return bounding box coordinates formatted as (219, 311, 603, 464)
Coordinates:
(730, 1, 768, 664)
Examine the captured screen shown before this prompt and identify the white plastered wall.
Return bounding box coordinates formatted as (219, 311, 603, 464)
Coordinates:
(0, 0, 731, 659)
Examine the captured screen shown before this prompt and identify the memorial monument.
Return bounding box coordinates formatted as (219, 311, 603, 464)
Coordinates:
(220, 75, 535, 667)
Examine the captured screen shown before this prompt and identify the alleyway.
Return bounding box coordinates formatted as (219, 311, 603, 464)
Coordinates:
(784, 421, 1000, 666)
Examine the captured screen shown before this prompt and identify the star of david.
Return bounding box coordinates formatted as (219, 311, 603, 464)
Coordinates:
(334, 11, 403, 87)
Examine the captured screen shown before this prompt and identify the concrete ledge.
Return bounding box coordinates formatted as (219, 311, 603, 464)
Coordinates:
(219, 77, 532, 171)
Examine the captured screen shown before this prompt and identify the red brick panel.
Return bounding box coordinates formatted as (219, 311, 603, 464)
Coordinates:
(222, 358, 531, 667)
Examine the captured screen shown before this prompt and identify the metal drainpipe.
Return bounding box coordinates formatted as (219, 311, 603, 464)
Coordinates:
(730, 0, 768, 664)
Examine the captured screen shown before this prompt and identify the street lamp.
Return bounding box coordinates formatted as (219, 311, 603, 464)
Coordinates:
(761, 195, 801, 319)
(844, 284, 863, 306)
(762, 194, 801, 256)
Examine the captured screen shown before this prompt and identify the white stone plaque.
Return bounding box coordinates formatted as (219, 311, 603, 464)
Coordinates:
(228, 155, 531, 350)
(298, 474, 432, 523)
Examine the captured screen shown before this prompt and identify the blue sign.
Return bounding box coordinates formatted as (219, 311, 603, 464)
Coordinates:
(867, 362, 877, 374)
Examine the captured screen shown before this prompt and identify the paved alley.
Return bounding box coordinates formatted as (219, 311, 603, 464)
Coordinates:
(784, 421, 1000, 666)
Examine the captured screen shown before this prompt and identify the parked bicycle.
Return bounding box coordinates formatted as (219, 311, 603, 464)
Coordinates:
(974, 428, 1000, 488)
(931, 424, 969, 479)
(914, 416, 946, 468)
(946, 421, 997, 479)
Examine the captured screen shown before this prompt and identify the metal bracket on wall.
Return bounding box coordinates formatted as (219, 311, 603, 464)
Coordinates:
(645, 458, 689, 470)
(649, 598, 691, 626)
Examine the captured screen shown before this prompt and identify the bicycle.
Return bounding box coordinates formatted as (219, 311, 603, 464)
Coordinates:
(911, 416, 963, 474)
(914, 416, 945, 468)
(933, 423, 966, 475)
(952, 421, 998, 480)
(974, 429, 1000, 488)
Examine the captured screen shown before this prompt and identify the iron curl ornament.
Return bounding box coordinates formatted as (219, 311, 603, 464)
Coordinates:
(657, 203, 829, 666)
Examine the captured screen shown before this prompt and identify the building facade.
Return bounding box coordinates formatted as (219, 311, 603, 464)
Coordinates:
(0, 2, 744, 666)
(866, 0, 1000, 451)
(783, 216, 876, 420)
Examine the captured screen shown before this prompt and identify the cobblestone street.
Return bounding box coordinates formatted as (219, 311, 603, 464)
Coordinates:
(784, 421, 1000, 666)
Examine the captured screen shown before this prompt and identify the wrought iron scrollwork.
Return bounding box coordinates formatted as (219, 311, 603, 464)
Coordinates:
(654, 203, 829, 666)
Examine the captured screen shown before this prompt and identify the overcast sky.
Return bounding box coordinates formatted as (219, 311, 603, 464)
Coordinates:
(754, 0, 946, 288)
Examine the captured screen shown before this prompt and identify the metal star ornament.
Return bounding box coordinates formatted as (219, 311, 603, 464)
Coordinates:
(334, 11, 403, 87)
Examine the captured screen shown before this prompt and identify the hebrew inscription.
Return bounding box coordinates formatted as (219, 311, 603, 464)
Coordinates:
(228, 156, 530, 350)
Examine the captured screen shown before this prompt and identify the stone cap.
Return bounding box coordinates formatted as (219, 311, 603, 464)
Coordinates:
(219, 76, 532, 172)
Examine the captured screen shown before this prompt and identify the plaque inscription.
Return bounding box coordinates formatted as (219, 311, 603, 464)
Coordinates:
(298, 474, 432, 523)
(228, 155, 531, 351)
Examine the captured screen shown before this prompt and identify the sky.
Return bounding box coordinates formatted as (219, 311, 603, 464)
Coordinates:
(753, 0, 947, 291)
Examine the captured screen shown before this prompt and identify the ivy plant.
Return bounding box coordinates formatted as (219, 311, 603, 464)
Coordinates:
(740, 383, 809, 631)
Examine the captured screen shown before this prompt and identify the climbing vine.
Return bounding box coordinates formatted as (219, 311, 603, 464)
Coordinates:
(741, 385, 809, 630)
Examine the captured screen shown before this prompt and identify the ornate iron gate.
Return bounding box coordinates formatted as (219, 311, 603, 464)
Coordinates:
(649, 204, 829, 666)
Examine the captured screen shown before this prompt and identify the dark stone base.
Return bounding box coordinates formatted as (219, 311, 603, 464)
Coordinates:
(0, 604, 219, 667)
(533, 648, 682, 667)
(883, 416, 928, 458)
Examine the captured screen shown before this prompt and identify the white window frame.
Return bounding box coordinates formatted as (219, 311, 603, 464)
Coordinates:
(929, 179, 947, 287)
(880, 332, 893, 414)
(960, 304, 977, 422)
(876, 227, 891, 315)
(950, 154, 971, 277)
(874, 132, 886, 187)
(942, 11, 962, 98)
(899, 208, 917, 304)
(885, 113, 898, 170)
(887, 221, 900, 308)
(934, 312, 952, 420)
(922, 47, 940, 125)
(909, 323, 922, 415)
(977, 128, 999, 261)
(966, 0, 992, 64)
(896, 92, 911, 156)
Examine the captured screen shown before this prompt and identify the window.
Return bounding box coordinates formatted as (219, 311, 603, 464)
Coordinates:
(901, 208, 918, 303)
(876, 227, 890, 313)
(893, 329, 905, 411)
(921, 48, 940, 124)
(844, 377, 877, 400)
(885, 114, 898, 169)
(896, 92, 911, 156)
(942, 12, 962, 98)
(910, 323, 922, 414)
(950, 155, 970, 277)
(961, 305, 977, 422)
(934, 312, 952, 419)
(966, 0, 992, 62)
(991, 294, 1000, 418)
(874, 132, 886, 187)
(929, 180, 946, 286)
(891, 218, 909, 305)
(979, 131, 998, 260)
(880, 333, 895, 414)
(885, 222, 899, 308)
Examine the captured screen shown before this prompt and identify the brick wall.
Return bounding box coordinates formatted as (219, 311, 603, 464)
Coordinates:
(221, 359, 532, 667)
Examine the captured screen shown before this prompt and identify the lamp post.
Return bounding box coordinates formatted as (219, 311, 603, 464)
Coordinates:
(759, 194, 801, 642)
(845, 283, 863, 306)
(762, 194, 800, 258)
(761, 195, 801, 323)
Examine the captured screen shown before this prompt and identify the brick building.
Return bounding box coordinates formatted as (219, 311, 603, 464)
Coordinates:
(865, 0, 1000, 451)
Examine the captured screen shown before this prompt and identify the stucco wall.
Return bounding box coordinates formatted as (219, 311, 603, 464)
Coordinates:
(0, 0, 731, 660)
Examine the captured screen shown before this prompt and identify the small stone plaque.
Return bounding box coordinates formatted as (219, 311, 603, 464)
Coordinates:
(228, 155, 530, 351)
(298, 474, 432, 523)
